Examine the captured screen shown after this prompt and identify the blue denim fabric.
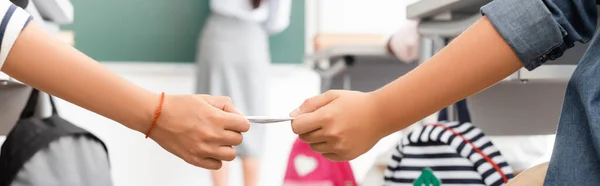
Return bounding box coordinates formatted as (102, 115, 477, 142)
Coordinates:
(481, 0, 600, 185)
(482, 0, 597, 70)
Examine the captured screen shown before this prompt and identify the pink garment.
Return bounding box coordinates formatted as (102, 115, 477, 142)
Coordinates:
(283, 138, 358, 186)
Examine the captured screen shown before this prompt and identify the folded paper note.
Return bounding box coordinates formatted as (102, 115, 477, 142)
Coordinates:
(245, 116, 294, 124)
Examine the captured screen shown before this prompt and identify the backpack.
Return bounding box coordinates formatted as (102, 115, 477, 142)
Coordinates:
(283, 138, 358, 186)
(384, 100, 514, 186)
(0, 89, 112, 186)
(9, 0, 28, 9)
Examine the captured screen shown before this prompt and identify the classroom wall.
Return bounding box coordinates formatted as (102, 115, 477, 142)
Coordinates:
(62, 0, 305, 63)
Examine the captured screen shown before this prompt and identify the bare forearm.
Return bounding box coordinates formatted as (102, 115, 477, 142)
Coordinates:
(1, 22, 155, 133)
(372, 17, 523, 133)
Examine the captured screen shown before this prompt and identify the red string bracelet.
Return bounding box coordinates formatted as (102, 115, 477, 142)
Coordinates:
(145, 92, 165, 138)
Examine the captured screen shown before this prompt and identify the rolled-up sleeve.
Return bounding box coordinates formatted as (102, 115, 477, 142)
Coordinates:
(481, 0, 597, 70)
(0, 1, 33, 70)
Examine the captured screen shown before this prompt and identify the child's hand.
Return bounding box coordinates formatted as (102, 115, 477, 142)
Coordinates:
(289, 90, 389, 161)
(150, 95, 250, 170)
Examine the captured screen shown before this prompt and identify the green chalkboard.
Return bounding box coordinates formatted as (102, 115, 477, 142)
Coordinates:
(62, 0, 305, 63)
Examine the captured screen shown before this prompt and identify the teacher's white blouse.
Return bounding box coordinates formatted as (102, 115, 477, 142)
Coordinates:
(210, 0, 292, 34)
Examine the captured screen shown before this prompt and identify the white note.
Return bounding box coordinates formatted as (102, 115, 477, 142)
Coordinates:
(245, 116, 294, 124)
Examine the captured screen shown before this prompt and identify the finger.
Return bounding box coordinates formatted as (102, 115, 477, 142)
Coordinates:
(291, 106, 335, 135)
(407, 46, 419, 62)
(208, 146, 237, 162)
(189, 156, 222, 170)
(218, 130, 244, 146)
(322, 153, 345, 162)
(309, 142, 333, 154)
(206, 96, 235, 111)
(204, 96, 250, 132)
(398, 47, 411, 62)
(290, 90, 340, 117)
(208, 96, 246, 116)
(386, 37, 396, 54)
(298, 129, 328, 143)
(205, 96, 228, 106)
(203, 100, 250, 132)
(218, 112, 251, 132)
(222, 101, 244, 115)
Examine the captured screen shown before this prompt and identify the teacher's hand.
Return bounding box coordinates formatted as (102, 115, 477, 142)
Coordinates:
(290, 90, 389, 161)
(149, 95, 250, 170)
(388, 20, 420, 63)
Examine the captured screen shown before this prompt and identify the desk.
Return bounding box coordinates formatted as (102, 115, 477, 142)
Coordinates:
(306, 44, 418, 93)
(0, 72, 24, 86)
(0, 73, 8, 83)
(407, 0, 491, 20)
(407, 0, 587, 135)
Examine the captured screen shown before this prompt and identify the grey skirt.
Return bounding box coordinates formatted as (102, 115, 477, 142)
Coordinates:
(195, 13, 269, 158)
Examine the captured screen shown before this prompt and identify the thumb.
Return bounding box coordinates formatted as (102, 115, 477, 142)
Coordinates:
(205, 96, 244, 115)
(290, 90, 340, 117)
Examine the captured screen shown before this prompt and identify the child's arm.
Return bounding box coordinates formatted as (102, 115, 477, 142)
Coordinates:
(290, 17, 521, 161)
(0, 3, 249, 170)
(290, 0, 597, 161)
(4, 22, 158, 132)
(372, 16, 522, 133)
(373, 0, 598, 133)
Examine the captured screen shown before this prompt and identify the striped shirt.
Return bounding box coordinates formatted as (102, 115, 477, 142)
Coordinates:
(384, 122, 515, 186)
(0, 1, 32, 70)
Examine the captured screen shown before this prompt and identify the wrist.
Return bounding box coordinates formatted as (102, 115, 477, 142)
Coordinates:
(125, 90, 160, 134)
(368, 90, 399, 138)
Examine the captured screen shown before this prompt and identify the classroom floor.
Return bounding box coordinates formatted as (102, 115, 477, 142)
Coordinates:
(28, 62, 402, 186)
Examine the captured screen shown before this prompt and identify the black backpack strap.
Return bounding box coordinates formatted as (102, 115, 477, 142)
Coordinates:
(10, 0, 29, 9)
(456, 100, 471, 124)
(437, 108, 447, 122)
(437, 99, 471, 124)
(19, 89, 58, 118)
(47, 92, 58, 115)
(18, 89, 39, 119)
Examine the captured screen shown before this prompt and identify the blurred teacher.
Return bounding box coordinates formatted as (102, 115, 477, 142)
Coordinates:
(195, 0, 292, 185)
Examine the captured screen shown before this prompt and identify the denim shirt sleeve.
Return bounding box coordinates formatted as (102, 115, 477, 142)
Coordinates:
(481, 0, 598, 70)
